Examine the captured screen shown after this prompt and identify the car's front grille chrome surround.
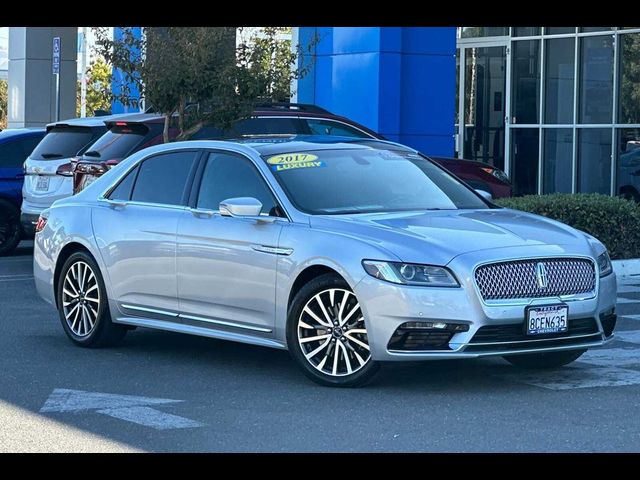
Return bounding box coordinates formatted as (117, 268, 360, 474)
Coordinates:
(474, 257, 596, 302)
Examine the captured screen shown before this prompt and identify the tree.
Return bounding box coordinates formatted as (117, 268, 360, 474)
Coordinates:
(0, 79, 7, 129)
(76, 58, 112, 117)
(93, 27, 316, 142)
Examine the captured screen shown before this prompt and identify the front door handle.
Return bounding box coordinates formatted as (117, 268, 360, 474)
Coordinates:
(189, 208, 215, 218)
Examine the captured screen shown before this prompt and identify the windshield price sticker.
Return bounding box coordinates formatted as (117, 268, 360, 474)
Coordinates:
(267, 153, 325, 172)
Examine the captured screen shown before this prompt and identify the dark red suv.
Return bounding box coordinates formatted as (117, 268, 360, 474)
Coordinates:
(73, 103, 511, 198)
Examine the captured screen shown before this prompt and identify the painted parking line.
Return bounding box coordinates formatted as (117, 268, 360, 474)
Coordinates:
(618, 314, 640, 322)
(616, 297, 640, 304)
(579, 347, 640, 368)
(614, 330, 640, 344)
(497, 365, 640, 390)
(0, 274, 34, 283)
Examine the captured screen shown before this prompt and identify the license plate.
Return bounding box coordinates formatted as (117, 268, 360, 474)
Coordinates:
(35, 176, 50, 191)
(526, 304, 568, 335)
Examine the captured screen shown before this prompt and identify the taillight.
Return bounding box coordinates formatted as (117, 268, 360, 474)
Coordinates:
(75, 162, 108, 175)
(56, 163, 74, 177)
(35, 216, 48, 234)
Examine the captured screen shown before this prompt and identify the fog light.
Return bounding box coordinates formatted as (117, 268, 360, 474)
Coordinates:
(399, 321, 469, 332)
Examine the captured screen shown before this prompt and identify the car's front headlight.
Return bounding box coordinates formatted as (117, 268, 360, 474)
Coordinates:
(362, 260, 459, 287)
(597, 251, 613, 277)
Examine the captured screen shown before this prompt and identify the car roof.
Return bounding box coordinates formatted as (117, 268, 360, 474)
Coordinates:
(103, 113, 167, 126)
(46, 112, 148, 129)
(0, 127, 46, 142)
(229, 135, 416, 156)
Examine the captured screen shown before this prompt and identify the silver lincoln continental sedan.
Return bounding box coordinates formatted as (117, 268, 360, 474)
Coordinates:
(33, 137, 617, 387)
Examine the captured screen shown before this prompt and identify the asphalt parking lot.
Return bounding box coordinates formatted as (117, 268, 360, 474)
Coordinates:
(2, 241, 640, 452)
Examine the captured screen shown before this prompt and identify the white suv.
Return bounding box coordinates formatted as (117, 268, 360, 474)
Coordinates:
(21, 114, 131, 235)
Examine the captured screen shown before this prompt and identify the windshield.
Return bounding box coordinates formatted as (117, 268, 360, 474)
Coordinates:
(30, 125, 102, 160)
(81, 124, 152, 160)
(263, 147, 489, 214)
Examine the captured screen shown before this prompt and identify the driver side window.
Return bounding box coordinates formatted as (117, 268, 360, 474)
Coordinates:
(197, 152, 279, 216)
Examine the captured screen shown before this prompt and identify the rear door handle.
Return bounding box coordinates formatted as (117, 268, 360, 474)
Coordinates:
(15, 173, 25, 179)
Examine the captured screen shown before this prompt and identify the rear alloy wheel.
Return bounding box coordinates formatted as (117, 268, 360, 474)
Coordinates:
(0, 200, 22, 256)
(287, 274, 379, 387)
(57, 251, 127, 347)
(503, 349, 586, 369)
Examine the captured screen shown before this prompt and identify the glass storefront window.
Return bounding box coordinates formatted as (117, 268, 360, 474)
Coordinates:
(545, 37, 575, 124)
(511, 40, 541, 124)
(511, 128, 539, 195)
(578, 128, 612, 194)
(618, 33, 640, 124)
(579, 36, 614, 124)
(545, 27, 575, 35)
(463, 46, 507, 170)
(513, 27, 541, 36)
(543, 129, 573, 193)
(459, 27, 509, 38)
(616, 128, 640, 200)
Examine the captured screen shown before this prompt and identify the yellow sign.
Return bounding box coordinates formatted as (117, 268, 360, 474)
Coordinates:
(267, 153, 319, 165)
(267, 153, 324, 172)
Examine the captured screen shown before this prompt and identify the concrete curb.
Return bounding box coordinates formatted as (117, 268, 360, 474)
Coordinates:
(613, 259, 640, 278)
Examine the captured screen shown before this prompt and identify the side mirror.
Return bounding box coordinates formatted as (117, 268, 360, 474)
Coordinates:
(219, 197, 277, 223)
(475, 189, 493, 201)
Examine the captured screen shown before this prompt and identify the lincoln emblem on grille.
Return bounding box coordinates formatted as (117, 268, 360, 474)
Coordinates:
(536, 262, 548, 289)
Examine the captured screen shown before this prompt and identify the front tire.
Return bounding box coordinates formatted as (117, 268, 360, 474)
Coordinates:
(503, 349, 586, 369)
(0, 200, 22, 256)
(287, 273, 379, 387)
(56, 251, 127, 348)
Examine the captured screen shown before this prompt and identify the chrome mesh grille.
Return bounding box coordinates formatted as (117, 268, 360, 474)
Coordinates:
(474, 258, 596, 301)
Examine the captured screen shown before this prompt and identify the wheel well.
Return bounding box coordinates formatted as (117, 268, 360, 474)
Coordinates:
(53, 243, 93, 307)
(288, 265, 343, 311)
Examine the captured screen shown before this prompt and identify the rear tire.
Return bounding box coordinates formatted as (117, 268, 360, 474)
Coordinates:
(0, 200, 22, 256)
(287, 273, 379, 387)
(56, 251, 127, 348)
(503, 349, 586, 369)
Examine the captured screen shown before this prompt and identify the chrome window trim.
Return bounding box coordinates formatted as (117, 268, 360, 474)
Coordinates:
(471, 254, 598, 306)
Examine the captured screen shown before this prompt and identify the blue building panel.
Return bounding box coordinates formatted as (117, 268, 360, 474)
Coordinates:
(400, 54, 456, 136)
(297, 27, 456, 157)
(111, 27, 143, 115)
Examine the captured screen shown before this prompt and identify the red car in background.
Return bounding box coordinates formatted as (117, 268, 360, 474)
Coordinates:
(73, 103, 511, 198)
(429, 156, 512, 199)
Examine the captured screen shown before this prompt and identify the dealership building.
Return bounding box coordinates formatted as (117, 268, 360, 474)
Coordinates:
(296, 27, 640, 199)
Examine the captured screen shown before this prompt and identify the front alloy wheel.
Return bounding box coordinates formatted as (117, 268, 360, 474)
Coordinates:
(287, 274, 379, 387)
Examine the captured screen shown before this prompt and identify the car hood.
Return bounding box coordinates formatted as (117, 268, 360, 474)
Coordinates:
(310, 208, 590, 265)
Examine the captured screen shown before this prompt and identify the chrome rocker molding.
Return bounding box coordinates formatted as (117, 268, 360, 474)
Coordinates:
(120, 303, 273, 333)
(115, 315, 285, 349)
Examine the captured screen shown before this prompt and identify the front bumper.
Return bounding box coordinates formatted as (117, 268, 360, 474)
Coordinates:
(354, 251, 617, 361)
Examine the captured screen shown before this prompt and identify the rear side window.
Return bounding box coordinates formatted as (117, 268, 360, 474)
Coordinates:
(130, 151, 198, 206)
(304, 119, 370, 138)
(82, 124, 156, 161)
(30, 126, 104, 160)
(108, 166, 139, 201)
